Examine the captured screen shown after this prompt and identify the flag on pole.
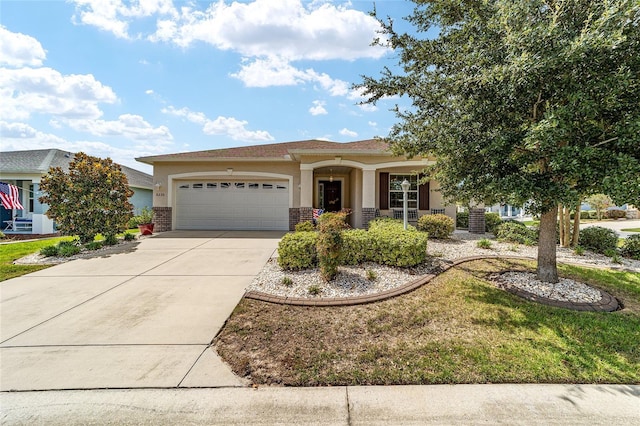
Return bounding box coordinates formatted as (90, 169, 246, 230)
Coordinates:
(0, 182, 24, 210)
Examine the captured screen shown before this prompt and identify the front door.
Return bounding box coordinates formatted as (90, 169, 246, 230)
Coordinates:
(319, 181, 342, 212)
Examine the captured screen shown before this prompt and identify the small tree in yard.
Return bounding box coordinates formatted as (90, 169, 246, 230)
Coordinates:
(586, 194, 612, 221)
(359, 0, 640, 282)
(39, 152, 134, 243)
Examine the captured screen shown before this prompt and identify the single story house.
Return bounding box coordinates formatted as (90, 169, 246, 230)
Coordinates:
(136, 139, 456, 232)
(0, 149, 153, 234)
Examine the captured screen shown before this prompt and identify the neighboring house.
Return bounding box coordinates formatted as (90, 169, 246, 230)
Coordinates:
(485, 204, 525, 218)
(0, 149, 153, 234)
(136, 139, 456, 232)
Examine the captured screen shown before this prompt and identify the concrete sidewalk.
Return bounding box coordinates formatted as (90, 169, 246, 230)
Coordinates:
(2, 384, 639, 425)
(0, 231, 283, 391)
(581, 218, 640, 238)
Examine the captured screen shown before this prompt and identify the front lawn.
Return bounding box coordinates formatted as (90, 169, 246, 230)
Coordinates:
(0, 237, 72, 281)
(215, 258, 640, 386)
(622, 228, 640, 233)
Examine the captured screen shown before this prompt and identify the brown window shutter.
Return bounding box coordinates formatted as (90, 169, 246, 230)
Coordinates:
(419, 180, 430, 210)
(379, 172, 389, 210)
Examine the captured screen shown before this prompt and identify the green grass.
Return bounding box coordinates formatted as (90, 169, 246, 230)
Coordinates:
(520, 220, 539, 226)
(0, 230, 139, 282)
(621, 228, 640, 233)
(0, 237, 73, 281)
(216, 259, 640, 385)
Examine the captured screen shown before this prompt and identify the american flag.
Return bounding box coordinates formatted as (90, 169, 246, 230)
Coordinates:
(313, 209, 324, 220)
(0, 182, 24, 210)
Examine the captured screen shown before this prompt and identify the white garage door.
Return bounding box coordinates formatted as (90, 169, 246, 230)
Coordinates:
(175, 180, 289, 230)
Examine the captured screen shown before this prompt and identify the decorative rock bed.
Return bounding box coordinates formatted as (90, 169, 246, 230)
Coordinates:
(245, 231, 638, 309)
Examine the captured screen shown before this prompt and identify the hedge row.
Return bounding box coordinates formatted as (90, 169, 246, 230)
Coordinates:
(278, 218, 428, 270)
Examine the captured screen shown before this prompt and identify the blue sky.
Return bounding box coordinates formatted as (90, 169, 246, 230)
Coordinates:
(1, 0, 419, 173)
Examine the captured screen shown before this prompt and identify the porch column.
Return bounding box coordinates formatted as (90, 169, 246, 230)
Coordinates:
(362, 168, 376, 228)
(300, 167, 313, 207)
(362, 168, 376, 208)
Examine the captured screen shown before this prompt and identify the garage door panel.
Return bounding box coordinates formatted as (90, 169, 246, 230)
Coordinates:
(175, 180, 289, 230)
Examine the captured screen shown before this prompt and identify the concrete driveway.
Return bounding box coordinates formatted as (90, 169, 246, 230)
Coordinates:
(0, 230, 283, 391)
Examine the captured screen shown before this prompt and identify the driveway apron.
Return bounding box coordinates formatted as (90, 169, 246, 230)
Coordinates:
(0, 231, 283, 391)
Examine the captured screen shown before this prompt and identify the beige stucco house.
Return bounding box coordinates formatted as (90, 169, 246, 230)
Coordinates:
(136, 139, 455, 232)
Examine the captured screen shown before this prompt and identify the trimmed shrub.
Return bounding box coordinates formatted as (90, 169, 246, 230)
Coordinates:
(368, 225, 427, 267)
(495, 221, 538, 244)
(579, 226, 619, 254)
(295, 221, 315, 232)
(417, 214, 454, 239)
(103, 234, 118, 246)
(456, 211, 469, 229)
(40, 245, 59, 257)
(278, 231, 318, 270)
(484, 213, 503, 234)
(123, 232, 136, 241)
(85, 241, 103, 251)
(317, 213, 348, 281)
(341, 229, 373, 265)
(621, 234, 640, 260)
(57, 241, 81, 257)
(580, 211, 590, 220)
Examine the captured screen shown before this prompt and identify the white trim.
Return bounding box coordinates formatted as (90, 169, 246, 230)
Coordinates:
(167, 171, 294, 230)
(300, 158, 433, 171)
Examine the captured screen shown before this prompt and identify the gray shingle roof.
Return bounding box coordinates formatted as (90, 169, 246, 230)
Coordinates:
(0, 149, 152, 189)
(137, 139, 390, 163)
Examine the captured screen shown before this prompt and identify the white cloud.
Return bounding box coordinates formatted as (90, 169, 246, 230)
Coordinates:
(0, 66, 117, 120)
(64, 114, 173, 144)
(147, 0, 385, 61)
(145, 89, 154, 94)
(309, 100, 327, 116)
(339, 128, 358, 138)
(71, 0, 177, 39)
(0, 25, 47, 67)
(163, 105, 274, 142)
(368, 121, 377, 127)
(70, 0, 385, 60)
(231, 56, 349, 96)
(0, 121, 155, 172)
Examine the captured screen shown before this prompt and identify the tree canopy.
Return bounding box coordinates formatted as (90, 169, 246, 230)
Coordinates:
(359, 0, 640, 282)
(39, 152, 134, 243)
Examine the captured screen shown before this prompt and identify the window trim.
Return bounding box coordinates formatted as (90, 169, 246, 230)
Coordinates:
(389, 174, 418, 209)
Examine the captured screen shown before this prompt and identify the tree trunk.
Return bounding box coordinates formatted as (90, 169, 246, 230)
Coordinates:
(537, 206, 559, 283)
(563, 206, 571, 247)
(571, 203, 581, 247)
(558, 204, 565, 246)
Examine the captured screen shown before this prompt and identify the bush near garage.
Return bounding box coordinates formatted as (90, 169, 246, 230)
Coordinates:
(579, 226, 619, 254)
(621, 235, 640, 260)
(279, 217, 428, 270)
(417, 214, 455, 239)
(295, 221, 315, 232)
(495, 221, 538, 245)
(278, 231, 318, 270)
(485, 212, 503, 234)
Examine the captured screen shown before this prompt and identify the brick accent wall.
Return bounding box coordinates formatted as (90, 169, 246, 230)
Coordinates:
(289, 207, 314, 230)
(289, 208, 300, 231)
(153, 207, 172, 232)
(362, 207, 376, 229)
(299, 207, 313, 224)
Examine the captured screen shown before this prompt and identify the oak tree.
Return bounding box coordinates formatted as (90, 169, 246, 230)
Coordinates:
(359, 0, 640, 282)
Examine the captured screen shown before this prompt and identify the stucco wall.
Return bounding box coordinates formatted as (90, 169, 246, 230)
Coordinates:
(130, 187, 153, 214)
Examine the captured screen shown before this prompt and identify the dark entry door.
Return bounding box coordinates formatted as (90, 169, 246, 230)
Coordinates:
(321, 181, 342, 212)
